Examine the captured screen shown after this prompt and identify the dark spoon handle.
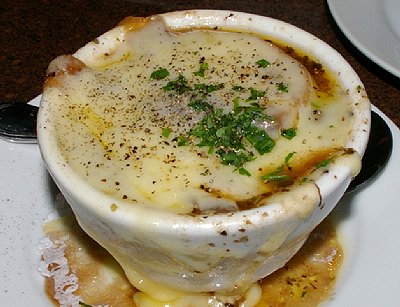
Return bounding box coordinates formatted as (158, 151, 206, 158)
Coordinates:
(0, 102, 38, 143)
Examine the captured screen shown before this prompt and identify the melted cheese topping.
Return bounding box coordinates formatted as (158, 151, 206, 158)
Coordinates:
(44, 17, 358, 214)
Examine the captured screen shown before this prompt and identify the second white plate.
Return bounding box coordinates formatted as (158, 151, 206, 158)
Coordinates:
(328, 0, 400, 78)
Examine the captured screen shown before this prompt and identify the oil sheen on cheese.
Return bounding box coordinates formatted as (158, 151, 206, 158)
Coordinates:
(45, 17, 358, 215)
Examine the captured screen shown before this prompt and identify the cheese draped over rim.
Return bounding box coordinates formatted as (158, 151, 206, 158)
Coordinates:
(43, 16, 360, 215)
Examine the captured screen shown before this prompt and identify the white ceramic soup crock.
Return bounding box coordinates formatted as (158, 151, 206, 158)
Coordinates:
(37, 9, 370, 302)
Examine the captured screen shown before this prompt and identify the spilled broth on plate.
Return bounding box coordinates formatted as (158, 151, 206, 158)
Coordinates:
(40, 215, 342, 306)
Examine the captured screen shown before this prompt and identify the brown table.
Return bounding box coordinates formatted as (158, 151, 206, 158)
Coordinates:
(2, 0, 399, 126)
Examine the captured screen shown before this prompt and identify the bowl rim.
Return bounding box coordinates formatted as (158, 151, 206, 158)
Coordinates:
(37, 9, 371, 231)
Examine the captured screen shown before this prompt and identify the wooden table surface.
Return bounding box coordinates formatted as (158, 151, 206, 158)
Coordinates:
(2, 0, 399, 127)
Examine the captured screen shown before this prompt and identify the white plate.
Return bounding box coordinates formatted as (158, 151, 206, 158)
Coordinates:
(328, 0, 400, 78)
(0, 96, 399, 306)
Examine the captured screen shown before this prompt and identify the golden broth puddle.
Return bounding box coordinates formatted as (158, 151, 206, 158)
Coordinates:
(39, 216, 342, 307)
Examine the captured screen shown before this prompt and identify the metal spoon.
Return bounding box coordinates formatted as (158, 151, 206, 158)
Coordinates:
(0, 102, 393, 193)
(0, 102, 38, 143)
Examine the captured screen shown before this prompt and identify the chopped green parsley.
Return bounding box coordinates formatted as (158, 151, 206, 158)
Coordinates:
(150, 68, 169, 80)
(232, 85, 245, 92)
(188, 99, 213, 112)
(163, 74, 192, 94)
(238, 167, 251, 177)
(193, 61, 209, 77)
(177, 135, 189, 146)
(315, 157, 334, 169)
(150, 60, 302, 176)
(194, 83, 224, 93)
(189, 102, 275, 174)
(162, 127, 172, 138)
(247, 87, 265, 101)
(256, 59, 271, 68)
(261, 152, 297, 182)
(285, 152, 295, 167)
(300, 177, 309, 184)
(233, 97, 240, 111)
(261, 165, 290, 182)
(277, 82, 289, 93)
(281, 128, 297, 140)
(311, 102, 321, 109)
